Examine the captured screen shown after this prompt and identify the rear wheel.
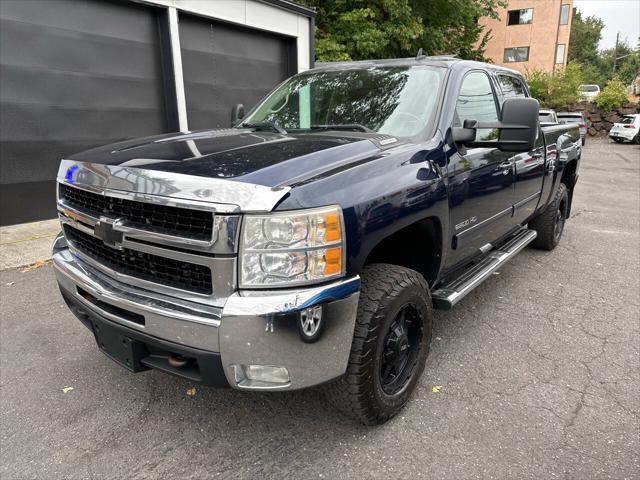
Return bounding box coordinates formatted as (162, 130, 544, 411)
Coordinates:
(612, 137, 624, 143)
(326, 264, 433, 425)
(529, 183, 568, 251)
(634, 133, 640, 145)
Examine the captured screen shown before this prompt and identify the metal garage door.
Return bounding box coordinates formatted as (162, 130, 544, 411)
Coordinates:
(0, 0, 169, 225)
(179, 14, 296, 130)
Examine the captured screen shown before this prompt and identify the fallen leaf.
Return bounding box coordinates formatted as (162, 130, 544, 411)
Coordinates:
(492, 271, 500, 275)
(19, 259, 51, 273)
(186, 387, 197, 397)
(5, 282, 15, 286)
(435, 336, 442, 341)
(432, 385, 443, 393)
(62, 387, 74, 393)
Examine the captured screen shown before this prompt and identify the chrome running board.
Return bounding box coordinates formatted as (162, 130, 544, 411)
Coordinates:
(432, 228, 537, 310)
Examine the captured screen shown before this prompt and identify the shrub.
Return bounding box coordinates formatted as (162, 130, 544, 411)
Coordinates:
(525, 62, 584, 109)
(593, 76, 628, 111)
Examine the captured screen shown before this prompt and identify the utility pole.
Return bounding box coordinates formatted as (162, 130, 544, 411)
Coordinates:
(613, 31, 620, 73)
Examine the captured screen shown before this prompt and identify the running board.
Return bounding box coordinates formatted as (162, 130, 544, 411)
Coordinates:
(432, 229, 537, 310)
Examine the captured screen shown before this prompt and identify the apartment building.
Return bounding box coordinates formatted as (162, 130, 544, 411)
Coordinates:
(479, 0, 573, 73)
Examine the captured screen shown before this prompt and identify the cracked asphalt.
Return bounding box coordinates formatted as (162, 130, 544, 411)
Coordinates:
(1, 138, 639, 479)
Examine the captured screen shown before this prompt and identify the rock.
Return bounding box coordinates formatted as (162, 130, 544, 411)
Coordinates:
(586, 120, 592, 128)
(588, 127, 597, 136)
(618, 107, 635, 114)
(590, 114, 602, 122)
(605, 114, 620, 123)
(593, 122, 603, 131)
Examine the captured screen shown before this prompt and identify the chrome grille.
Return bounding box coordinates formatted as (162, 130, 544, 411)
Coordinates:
(59, 184, 214, 240)
(64, 225, 213, 295)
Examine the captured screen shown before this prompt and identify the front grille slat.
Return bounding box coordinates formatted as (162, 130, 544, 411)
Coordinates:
(64, 226, 212, 295)
(59, 184, 213, 241)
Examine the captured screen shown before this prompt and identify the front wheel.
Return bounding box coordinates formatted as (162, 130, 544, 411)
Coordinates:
(326, 264, 433, 425)
(529, 183, 568, 250)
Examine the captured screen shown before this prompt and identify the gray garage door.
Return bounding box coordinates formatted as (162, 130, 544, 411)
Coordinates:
(180, 14, 296, 130)
(0, 0, 169, 225)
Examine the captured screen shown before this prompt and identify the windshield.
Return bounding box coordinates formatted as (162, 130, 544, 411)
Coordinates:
(240, 66, 445, 138)
(580, 85, 599, 92)
(539, 112, 556, 122)
(621, 116, 635, 124)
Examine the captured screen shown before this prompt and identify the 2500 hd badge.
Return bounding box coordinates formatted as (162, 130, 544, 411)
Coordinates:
(54, 56, 580, 424)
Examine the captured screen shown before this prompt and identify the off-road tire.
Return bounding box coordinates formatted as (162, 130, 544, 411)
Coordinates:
(326, 264, 433, 425)
(529, 183, 568, 250)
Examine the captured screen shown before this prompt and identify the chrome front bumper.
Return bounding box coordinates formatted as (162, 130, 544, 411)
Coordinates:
(53, 235, 360, 391)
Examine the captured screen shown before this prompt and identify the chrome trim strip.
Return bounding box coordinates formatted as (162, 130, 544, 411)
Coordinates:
(58, 159, 291, 213)
(455, 206, 513, 242)
(514, 191, 541, 210)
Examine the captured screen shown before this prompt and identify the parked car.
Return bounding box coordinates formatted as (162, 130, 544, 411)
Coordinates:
(53, 57, 581, 425)
(539, 109, 559, 125)
(579, 84, 600, 100)
(609, 114, 640, 144)
(558, 112, 587, 146)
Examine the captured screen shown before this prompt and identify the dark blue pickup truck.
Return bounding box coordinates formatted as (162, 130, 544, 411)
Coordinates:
(53, 56, 580, 424)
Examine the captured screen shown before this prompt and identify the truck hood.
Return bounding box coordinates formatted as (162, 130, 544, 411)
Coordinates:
(67, 129, 387, 188)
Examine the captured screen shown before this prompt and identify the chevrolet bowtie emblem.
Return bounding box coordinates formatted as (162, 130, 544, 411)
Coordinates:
(94, 217, 124, 249)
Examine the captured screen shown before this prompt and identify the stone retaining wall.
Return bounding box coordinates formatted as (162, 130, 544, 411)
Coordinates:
(564, 101, 640, 136)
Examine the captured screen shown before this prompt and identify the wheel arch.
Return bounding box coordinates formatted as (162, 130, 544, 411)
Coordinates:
(362, 216, 443, 287)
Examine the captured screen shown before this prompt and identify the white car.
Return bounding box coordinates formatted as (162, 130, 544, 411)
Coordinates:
(579, 84, 600, 100)
(609, 114, 640, 144)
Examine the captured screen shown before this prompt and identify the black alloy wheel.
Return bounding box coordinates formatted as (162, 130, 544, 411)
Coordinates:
(380, 303, 423, 395)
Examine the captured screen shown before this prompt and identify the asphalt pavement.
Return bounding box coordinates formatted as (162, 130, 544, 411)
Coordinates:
(1, 138, 639, 479)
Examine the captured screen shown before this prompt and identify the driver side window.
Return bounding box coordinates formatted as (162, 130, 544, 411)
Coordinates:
(455, 72, 500, 142)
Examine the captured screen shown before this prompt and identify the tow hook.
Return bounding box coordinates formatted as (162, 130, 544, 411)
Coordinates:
(168, 355, 189, 368)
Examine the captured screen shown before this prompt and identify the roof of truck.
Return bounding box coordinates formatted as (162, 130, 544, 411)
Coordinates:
(313, 56, 524, 76)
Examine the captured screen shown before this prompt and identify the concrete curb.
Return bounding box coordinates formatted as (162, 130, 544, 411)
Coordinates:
(0, 219, 60, 270)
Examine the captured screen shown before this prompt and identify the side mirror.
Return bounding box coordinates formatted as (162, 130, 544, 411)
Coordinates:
(231, 103, 245, 126)
(452, 97, 540, 152)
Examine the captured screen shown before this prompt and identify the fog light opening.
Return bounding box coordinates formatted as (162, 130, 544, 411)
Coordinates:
(232, 364, 291, 388)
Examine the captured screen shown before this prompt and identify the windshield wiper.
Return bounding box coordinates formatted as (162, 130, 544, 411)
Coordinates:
(309, 124, 374, 133)
(240, 121, 287, 134)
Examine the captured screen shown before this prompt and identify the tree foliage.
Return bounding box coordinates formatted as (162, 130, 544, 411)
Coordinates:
(568, 10, 604, 67)
(593, 77, 629, 111)
(525, 62, 584, 109)
(300, 0, 506, 62)
(569, 9, 639, 88)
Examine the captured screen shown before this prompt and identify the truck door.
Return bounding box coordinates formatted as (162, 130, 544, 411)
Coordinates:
(496, 74, 546, 224)
(446, 71, 517, 267)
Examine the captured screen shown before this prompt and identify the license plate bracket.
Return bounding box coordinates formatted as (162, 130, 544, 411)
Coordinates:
(91, 320, 149, 372)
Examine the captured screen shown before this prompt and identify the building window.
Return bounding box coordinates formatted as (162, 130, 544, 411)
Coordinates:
(560, 4, 570, 25)
(503, 47, 530, 63)
(555, 43, 566, 64)
(507, 8, 533, 25)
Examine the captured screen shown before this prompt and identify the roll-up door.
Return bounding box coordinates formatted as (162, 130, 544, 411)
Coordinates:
(0, 0, 168, 225)
(179, 14, 296, 130)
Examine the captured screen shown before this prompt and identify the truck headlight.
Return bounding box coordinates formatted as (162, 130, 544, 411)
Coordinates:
(239, 206, 345, 288)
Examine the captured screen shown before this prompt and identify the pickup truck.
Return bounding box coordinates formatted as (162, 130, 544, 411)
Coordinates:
(53, 57, 580, 425)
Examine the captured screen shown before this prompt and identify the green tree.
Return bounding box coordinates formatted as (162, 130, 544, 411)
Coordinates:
(568, 10, 604, 66)
(525, 62, 584, 109)
(300, 0, 506, 62)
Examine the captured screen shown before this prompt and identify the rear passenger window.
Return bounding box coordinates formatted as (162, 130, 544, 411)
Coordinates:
(455, 71, 499, 142)
(498, 75, 527, 98)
